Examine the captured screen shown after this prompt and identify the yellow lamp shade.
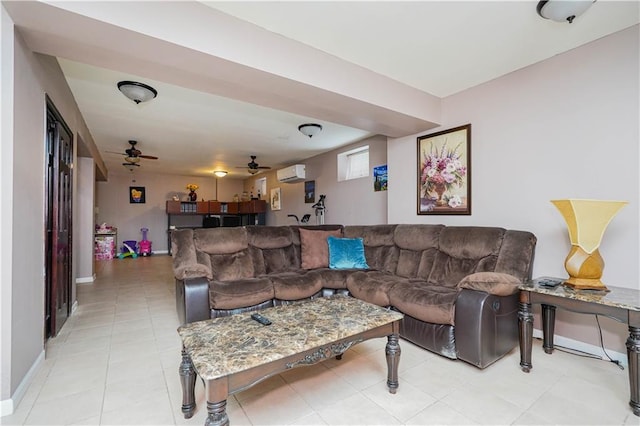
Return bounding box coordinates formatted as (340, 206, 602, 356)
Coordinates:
(551, 199, 627, 291)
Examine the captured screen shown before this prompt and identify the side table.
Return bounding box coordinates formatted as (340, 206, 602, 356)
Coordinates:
(518, 277, 640, 417)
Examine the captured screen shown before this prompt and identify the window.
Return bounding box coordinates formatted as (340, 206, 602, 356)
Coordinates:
(337, 145, 369, 181)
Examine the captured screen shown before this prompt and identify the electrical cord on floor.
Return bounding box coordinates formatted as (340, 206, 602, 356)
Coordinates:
(547, 314, 624, 371)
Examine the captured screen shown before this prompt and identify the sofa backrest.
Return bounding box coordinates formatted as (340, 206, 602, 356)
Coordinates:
(343, 225, 398, 272)
(428, 227, 506, 288)
(246, 226, 298, 274)
(193, 227, 254, 281)
(172, 224, 536, 286)
(393, 224, 444, 279)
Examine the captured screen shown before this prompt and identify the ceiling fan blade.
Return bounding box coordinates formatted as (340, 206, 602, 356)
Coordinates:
(138, 155, 158, 160)
(256, 166, 271, 169)
(106, 150, 127, 155)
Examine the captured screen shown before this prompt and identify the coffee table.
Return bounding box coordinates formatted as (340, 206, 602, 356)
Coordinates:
(177, 295, 404, 426)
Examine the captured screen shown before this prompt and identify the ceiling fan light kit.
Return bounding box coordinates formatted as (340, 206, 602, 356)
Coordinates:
(536, 0, 595, 23)
(117, 80, 158, 104)
(298, 123, 323, 138)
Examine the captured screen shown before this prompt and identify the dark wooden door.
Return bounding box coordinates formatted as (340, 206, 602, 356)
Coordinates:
(45, 100, 73, 338)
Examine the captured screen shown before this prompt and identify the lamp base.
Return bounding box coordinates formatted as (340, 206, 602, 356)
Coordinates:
(562, 277, 610, 292)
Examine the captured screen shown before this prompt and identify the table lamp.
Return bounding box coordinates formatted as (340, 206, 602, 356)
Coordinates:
(551, 199, 627, 291)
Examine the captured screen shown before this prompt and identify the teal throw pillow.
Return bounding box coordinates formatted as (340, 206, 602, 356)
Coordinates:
(327, 236, 369, 269)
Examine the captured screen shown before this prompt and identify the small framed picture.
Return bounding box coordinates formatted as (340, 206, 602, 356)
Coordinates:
(304, 180, 316, 203)
(270, 187, 281, 211)
(373, 165, 387, 191)
(129, 186, 146, 204)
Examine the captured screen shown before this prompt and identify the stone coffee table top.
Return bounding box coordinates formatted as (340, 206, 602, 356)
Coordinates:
(178, 295, 403, 380)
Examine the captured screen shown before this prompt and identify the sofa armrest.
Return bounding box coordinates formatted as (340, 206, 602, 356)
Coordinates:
(175, 277, 211, 325)
(454, 288, 519, 368)
(457, 272, 521, 296)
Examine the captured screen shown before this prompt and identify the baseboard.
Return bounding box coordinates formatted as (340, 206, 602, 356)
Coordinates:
(533, 329, 627, 367)
(153, 250, 169, 255)
(71, 300, 78, 314)
(0, 350, 45, 417)
(75, 274, 95, 284)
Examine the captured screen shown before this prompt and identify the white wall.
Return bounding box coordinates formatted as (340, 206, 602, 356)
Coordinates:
(388, 26, 639, 353)
(76, 157, 95, 283)
(96, 171, 245, 253)
(0, 4, 16, 410)
(246, 135, 388, 226)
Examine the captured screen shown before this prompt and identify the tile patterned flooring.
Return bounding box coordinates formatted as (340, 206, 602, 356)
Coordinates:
(1, 255, 637, 425)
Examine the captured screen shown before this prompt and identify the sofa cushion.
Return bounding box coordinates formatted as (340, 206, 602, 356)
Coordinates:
(270, 271, 324, 300)
(388, 282, 458, 325)
(344, 225, 399, 272)
(394, 224, 443, 278)
(346, 271, 406, 307)
(209, 277, 274, 310)
(248, 226, 300, 274)
(194, 227, 248, 254)
(209, 250, 254, 281)
(328, 236, 369, 269)
(458, 272, 521, 296)
(428, 227, 505, 287)
(171, 229, 213, 280)
(299, 228, 342, 269)
(305, 268, 353, 289)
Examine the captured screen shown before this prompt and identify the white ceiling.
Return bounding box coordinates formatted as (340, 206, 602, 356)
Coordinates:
(6, 1, 639, 179)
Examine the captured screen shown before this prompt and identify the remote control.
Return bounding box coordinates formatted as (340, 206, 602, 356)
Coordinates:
(251, 313, 272, 326)
(537, 278, 563, 288)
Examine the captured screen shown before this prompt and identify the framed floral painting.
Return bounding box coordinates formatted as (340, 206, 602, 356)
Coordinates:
(417, 124, 471, 215)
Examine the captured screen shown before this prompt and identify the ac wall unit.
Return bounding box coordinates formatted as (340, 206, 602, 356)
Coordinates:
(277, 164, 306, 183)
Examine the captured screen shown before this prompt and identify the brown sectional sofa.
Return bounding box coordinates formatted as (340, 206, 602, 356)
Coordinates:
(171, 224, 536, 368)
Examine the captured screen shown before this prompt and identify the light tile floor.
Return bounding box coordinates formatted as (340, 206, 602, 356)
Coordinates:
(1, 255, 637, 425)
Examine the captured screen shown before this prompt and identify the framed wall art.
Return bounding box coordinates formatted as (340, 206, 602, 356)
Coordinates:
(373, 165, 388, 191)
(304, 180, 315, 203)
(270, 187, 281, 211)
(129, 186, 146, 204)
(417, 124, 471, 215)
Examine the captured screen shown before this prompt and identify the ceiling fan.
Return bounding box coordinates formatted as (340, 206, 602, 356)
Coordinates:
(107, 140, 159, 164)
(236, 155, 271, 175)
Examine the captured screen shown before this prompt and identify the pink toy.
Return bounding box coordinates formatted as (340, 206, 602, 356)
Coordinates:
(139, 227, 152, 256)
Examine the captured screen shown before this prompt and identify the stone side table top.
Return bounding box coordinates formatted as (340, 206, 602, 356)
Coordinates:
(178, 296, 403, 380)
(522, 277, 640, 311)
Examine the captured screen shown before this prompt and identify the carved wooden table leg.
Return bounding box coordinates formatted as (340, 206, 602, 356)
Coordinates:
(518, 292, 533, 373)
(179, 347, 197, 418)
(627, 325, 640, 416)
(204, 400, 229, 426)
(385, 333, 401, 394)
(542, 304, 556, 354)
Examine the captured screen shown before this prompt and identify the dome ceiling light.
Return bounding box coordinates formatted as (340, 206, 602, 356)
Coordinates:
(536, 0, 596, 24)
(117, 80, 158, 104)
(298, 123, 323, 138)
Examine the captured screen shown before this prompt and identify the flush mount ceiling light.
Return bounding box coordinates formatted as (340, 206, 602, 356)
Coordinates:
(117, 81, 158, 104)
(213, 170, 228, 178)
(536, 0, 596, 23)
(298, 123, 323, 138)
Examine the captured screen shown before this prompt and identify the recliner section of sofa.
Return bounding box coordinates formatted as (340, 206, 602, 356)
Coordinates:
(171, 223, 536, 368)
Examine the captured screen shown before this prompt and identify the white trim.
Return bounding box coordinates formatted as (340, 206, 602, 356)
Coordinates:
(71, 300, 78, 314)
(533, 329, 627, 367)
(75, 274, 95, 284)
(153, 250, 169, 255)
(0, 350, 45, 417)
